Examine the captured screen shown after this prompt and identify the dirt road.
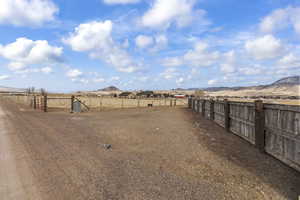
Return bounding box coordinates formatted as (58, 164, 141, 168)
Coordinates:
(0, 98, 299, 200)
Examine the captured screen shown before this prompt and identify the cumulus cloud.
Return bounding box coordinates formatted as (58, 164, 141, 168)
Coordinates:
(176, 77, 185, 85)
(277, 53, 300, 69)
(245, 35, 283, 60)
(40, 66, 53, 74)
(160, 68, 179, 80)
(141, 0, 209, 29)
(161, 41, 219, 67)
(208, 79, 218, 85)
(135, 35, 154, 48)
(183, 42, 220, 67)
(0, 37, 63, 65)
(0, 75, 10, 80)
(0, 0, 58, 26)
(161, 57, 183, 67)
(151, 34, 168, 52)
(103, 0, 140, 4)
(63, 20, 141, 73)
(239, 65, 263, 75)
(66, 69, 83, 78)
(260, 6, 300, 34)
(220, 50, 236, 74)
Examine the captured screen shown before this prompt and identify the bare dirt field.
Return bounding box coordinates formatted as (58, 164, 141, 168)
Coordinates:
(0, 98, 299, 200)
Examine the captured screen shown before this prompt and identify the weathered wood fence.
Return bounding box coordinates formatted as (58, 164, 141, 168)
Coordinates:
(188, 98, 300, 172)
(1, 94, 186, 112)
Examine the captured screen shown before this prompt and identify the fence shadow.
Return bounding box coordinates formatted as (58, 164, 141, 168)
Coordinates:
(186, 109, 300, 200)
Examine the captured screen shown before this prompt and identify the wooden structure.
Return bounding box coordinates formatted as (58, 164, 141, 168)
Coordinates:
(188, 98, 300, 172)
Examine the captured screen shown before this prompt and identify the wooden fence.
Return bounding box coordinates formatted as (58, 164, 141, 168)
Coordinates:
(188, 98, 300, 172)
(1, 94, 187, 112)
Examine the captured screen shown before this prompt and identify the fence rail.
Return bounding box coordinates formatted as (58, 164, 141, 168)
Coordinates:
(188, 98, 300, 172)
(0, 94, 187, 112)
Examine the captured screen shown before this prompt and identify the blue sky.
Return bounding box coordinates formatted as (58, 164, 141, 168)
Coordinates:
(0, 0, 299, 92)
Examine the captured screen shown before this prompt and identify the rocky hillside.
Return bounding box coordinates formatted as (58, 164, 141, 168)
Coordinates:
(271, 76, 300, 86)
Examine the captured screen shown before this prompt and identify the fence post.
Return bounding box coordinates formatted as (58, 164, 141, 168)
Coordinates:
(201, 99, 205, 117)
(71, 95, 75, 113)
(170, 99, 173, 107)
(254, 100, 265, 152)
(33, 95, 37, 109)
(224, 99, 230, 132)
(43, 95, 47, 112)
(174, 99, 176, 106)
(188, 97, 192, 108)
(210, 99, 214, 120)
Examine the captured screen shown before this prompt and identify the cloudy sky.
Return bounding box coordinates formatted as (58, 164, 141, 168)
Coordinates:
(0, 0, 299, 92)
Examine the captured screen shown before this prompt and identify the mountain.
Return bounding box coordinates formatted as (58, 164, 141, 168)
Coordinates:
(271, 76, 300, 86)
(201, 76, 300, 97)
(0, 86, 26, 93)
(98, 86, 120, 91)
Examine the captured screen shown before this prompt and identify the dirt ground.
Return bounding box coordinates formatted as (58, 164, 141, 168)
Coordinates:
(0, 98, 299, 200)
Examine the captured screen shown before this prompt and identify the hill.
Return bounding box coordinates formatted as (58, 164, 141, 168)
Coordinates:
(98, 86, 120, 91)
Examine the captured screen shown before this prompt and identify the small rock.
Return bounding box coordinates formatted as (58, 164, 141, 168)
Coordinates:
(103, 144, 112, 149)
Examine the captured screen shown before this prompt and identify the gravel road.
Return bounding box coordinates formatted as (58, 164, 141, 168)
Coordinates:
(0, 98, 299, 200)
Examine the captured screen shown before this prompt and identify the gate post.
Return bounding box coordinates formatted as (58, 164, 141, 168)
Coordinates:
(224, 99, 230, 132)
(71, 95, 75, 113)
(33, 95, 37, 109)
(188, 97, 192, 108)
(201, 99, 205, 117)
(196, 99, 200, 112)
(254, 100, 265, 152)
(43, 95, 47, 112)
(210, 99, 214, 120)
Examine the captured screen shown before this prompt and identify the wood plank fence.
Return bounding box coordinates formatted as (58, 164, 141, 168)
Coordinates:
(188, 98, 300, 172)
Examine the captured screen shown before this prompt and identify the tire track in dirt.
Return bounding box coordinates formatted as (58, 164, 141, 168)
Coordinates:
(0, 104, 41, 200)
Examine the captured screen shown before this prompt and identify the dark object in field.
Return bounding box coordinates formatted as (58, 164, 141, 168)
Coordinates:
(103, 144, 112, 150)
(148, 104, 153, 107)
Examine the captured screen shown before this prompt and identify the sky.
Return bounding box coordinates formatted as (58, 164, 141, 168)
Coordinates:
(0, 0, 299, 92)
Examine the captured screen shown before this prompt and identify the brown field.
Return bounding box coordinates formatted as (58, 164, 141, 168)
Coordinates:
(0, 97, 299, 199)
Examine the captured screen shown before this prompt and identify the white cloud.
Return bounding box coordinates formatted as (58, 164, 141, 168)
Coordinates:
(135, 35, 154, 48)
(183, 41, 220, 67)
(161, 57, 183, 67)
(110, 76, 120, 81)
(176, 77, 185, 85)
(93, 78, 106, 83)
(245, 35, 283, 60)
(0, 0, 58, 26)
(66, 69, 83, 78)
(151, 34, 168, 52)
(8, 62, 27, 71)
(161, 41, 219, 67)
(0, 75, 10, 80)
(239, 65, 263, 75)
(160, 68, 179, 80)
(277, 53, 300, 69)
(40, 66, 53, 74)
(0, 37, 63, 64)
(103, 0, 140, 4)
(63, 20, 141, 73)
(208, 79, 218, 85)
(220, 50, 236, 74)
(260, 6, 300, 34)
(141, 0, 208, 29)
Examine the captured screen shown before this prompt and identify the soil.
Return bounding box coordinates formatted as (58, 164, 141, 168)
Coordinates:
(0, 98, 299, 200)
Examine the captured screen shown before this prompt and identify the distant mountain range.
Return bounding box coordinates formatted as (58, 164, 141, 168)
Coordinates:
(0, 86, 26, 93)
(189, 76, 300, 92)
